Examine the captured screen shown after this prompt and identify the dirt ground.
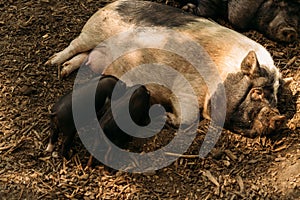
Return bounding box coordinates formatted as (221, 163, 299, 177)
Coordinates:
(0, 0, 299, 199)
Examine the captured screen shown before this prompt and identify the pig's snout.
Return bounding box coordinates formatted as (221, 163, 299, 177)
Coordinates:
(278, 27, 298, 42)
(258, 107, 286, 135)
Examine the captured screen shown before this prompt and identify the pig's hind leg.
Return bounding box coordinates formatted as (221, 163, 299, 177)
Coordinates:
(60, 52, 89, 77)
(45, 118, 60, 152)
(46, 33, 98, 76)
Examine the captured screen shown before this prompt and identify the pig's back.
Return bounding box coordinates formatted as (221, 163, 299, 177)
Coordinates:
(82, 0, 276, 78)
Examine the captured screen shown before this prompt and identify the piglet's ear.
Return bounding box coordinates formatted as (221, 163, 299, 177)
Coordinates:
(241, 50, 261, 77)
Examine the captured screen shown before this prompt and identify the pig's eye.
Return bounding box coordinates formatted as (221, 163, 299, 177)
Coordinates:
(255, 89, 263, 95)
(263, 86, 273, 98)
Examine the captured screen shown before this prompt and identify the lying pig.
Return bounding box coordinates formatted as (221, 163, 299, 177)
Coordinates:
(194, 0, 299, 42)
(46, 0, 287, 147)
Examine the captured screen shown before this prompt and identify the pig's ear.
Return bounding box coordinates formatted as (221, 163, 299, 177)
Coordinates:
(240, 51, 261, 77)
(282, 77, 293, 87)
(228, 0, 265, 29)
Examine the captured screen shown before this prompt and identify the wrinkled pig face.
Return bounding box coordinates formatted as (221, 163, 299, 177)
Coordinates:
(228, 88, 285, 138)
(215, 51, 285, 137)
(255, 0, 299, 42)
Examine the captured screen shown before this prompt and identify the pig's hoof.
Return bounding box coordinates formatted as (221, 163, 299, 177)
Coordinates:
(45, 143, 55, 152)
(61, 60, 80, 78)
(45, 59, 52, 66)
(182, 3, 196, 13)
(45, 54, 58, 66)
(46, 52, 67, 66)
(45, 57, 52, 65)
(60, 67, 71, 78)
(86, 155, 93, 168)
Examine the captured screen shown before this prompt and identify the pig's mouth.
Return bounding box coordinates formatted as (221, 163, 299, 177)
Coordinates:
(251, 106, 286, 135)
(223, 84, 286, 138)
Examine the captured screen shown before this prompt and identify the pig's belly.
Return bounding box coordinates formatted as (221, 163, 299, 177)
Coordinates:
(101, 48, 208, 107)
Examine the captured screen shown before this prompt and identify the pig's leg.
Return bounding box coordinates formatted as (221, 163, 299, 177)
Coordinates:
(46, 33, 98, 68)
(61, 131, 76, 159)
(86, 155, 94, 168)
(45, 119, 59, 152)
(61, 52, 89, 77)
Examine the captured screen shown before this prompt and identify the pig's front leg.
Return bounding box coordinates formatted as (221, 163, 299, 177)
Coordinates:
(45, 116, 60, 152)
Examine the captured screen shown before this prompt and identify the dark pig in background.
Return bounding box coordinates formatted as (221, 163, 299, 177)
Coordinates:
(46, 0, 288, 154)
(194, 0, 299, 42)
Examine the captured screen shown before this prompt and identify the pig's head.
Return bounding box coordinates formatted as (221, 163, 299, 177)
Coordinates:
(228, 88, 286, 138)
(228, 0, 299, 43)
(128, 85, 152, 126)
(208, 51, 285, 137)
(98, 85, 152, 148)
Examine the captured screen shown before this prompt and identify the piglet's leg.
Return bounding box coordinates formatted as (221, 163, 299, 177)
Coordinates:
(61, 52, 89, 77)
(61, 131, 76, 160)
(46, 119, 59, 152)
(86, 155, 94, 169)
